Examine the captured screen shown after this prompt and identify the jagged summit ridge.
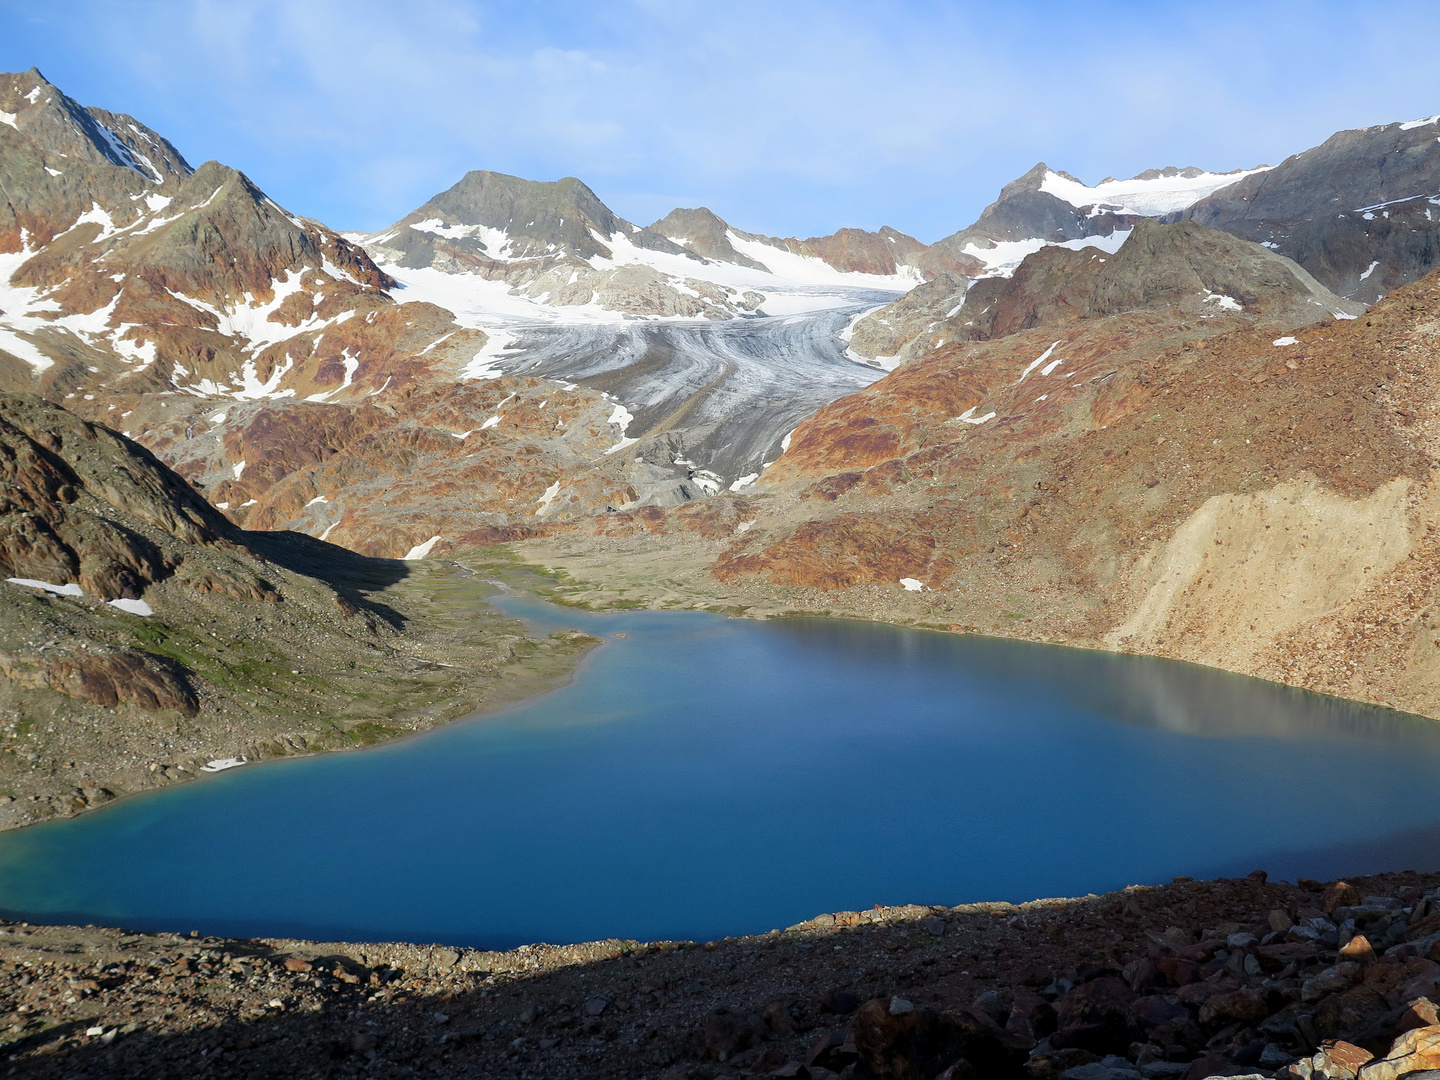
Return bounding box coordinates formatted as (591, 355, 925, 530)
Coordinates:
(362, 172, 935, 323)
(1180, 112, 1440, 302)
(0, 68, 397, 405)
(0, 68, 189, 185)
(846, 219, 1362, 366)
(923, 160, 1269, 278)
(367, 170, 692, 271)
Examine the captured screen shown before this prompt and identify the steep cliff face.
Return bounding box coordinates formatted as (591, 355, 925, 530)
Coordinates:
(1180, 115, 1440, 303)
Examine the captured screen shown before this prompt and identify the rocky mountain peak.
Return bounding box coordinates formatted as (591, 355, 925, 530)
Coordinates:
(0, 68, 190, 185)
(1006, 162, 1057, 190)
(650, 206, 769, 269)
(367, 169, 692, 271)
(849, 220, 1361, 364)
(126, 159, 391, 307)
(1, 79, 396, 408)
(1180, 114, 1440, 302)
(926, 160, 1271, 278)
(1128, 165, 1212, 182)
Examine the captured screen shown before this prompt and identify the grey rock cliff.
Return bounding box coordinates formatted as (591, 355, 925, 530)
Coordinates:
(1179, 116, 1440, 302)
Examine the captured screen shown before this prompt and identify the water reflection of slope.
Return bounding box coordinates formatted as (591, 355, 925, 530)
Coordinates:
(770, 615, 1440, 749)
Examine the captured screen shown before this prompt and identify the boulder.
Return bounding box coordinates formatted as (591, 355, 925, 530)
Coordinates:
(1313, 1041, 1374, 1079)
(763, 999, 794, 1035)
(1325, 884, 1365, 916)
(1009, 990, 1059, 1040)
(1199, 989, 1270, 1027)
(1131, 997, 1192, 1030)
(852, 998, 1031, 1080)
(1395, 997, 1440, 1034)
(1026, 1048, 1102, 1080)
(974, 990, 1008, 1022)
(1060, 1056, 1143, 1080)
(1340, 936, 1376, 966)
(701, 1007, 764, 1061)
(807, 1029, 854, 1072)
(1305, 966, 1363, 1002)
(821, 989, 863, 1015)
(1155, 957, 1202, 986)
(1314, 985, 1389, 1044)
(1357, 1025, 1440, 1080)
(1057, 977, 1137, 1029)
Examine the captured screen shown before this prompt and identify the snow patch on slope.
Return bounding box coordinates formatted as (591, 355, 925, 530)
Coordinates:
(1039, 167, 1271, 217)
(963, 231, 1132, 278)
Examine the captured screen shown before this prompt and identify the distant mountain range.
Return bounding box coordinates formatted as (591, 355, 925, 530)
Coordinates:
(357, 169, 946, 323)
(3, 59, 1437, 375)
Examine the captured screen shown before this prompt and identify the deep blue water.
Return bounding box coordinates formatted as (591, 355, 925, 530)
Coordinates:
(2, 591, 1440, 950)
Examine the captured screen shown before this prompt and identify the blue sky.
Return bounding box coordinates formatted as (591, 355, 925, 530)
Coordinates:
(2, 0, 1437, 241)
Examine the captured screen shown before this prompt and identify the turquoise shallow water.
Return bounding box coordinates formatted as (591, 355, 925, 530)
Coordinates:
(1, 591, 1439, 949)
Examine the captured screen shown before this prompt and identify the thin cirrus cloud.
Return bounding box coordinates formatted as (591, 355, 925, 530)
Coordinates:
(0, 0, 1437, 241)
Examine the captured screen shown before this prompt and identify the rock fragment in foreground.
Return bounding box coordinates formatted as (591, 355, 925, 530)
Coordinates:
(4, 870, 1440, 1079)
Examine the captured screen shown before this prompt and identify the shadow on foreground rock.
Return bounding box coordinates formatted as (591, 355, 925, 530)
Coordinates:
(9, 870, 1440, 1079)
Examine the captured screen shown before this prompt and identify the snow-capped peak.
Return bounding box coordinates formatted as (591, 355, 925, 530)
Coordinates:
(1038, 166, 1272, 217)
(1399, 114, 1440, 131)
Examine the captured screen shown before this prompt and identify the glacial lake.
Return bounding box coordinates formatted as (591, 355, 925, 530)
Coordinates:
(3, 590, 1440, 950)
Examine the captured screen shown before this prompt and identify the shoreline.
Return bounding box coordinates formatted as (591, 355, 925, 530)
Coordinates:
(3, 869, 1438, 1078)
(0, 561, 604, 836)
(499, 532, 1440, 724)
